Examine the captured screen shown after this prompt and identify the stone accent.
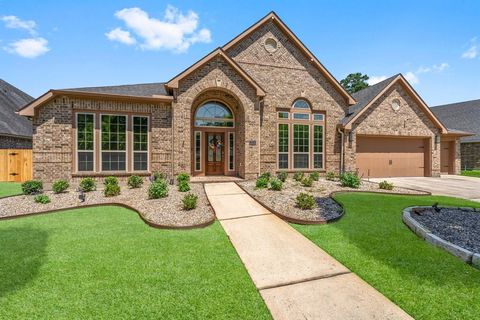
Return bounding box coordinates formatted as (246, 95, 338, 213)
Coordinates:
(461, 142, 480, 170)
(0, 135, 32, 149)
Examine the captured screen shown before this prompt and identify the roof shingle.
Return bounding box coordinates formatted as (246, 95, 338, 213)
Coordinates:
(62, 82, 169, 97)
(0, 79, 33, 138)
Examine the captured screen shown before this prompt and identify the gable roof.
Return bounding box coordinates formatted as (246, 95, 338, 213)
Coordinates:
(222, 11, 356, 105)
(166, 48, 266, 97)
(341, 74, 447, 133)
(63, 82, 168, 97)
(0, 79, 33, 138)
(431, 99, 480, 143)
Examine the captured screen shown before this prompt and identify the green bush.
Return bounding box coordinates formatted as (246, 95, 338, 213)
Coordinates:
(148, 180, 169, 199)
(177, 172, 190, 184)
(295, 192, 316, 210)
(52, 179, 69, 194)
(182, 193, 198, 210)
(255, 177, 269, 189)
(259, 172, 271, 181)
(293, 172, 304, 182)
(310, 172, 320, 181)
(269, 178, 283, 191)
(277, 172, 287, 182)
(153, 171, 167, 182)
(379, 180, 394, 190)
(21, 180, 43, 195)
(326, 171, 336, 181)
(301, 177, 313, 187)
(178, 181, 191, 192)
(104, 176, 118, 186)
(34, 194, 50, 204)
(79, 178, 96, 192)
(340, 172, 361, 188)
(127, 175, 143, 188)
(104, 183, 121, 197)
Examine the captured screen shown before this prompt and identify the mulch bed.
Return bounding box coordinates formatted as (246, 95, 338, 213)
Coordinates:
(0, 183, 214, 228)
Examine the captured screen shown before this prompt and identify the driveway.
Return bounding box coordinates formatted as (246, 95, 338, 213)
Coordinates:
(370, 175, 480, 201)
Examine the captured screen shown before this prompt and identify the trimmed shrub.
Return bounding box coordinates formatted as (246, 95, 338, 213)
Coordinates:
(277, 172, 287, 182)
(259, 172, 271, 181)
(255, 177, 269, 189)
(301, 177, 313, 187)
(148, 180, 169, 199)
(182, 193, 198, 210)
(177, 172, 190, 184)
(34, 194, 50, 204)
(310, 172, 320, 181)
(104, 183, 121, 197)
(178, 181, 191, 192)
(293, 172, 304, 182)
(295, 193, 316, 210)
(104, 176, 118, 186)
(79, 178, 96, 192)
(52, 179, 69, 194)
(326, 171, 336, 181)
(340, 172, 361, 189)
(269, 178, 283, 191)
(379, 180, 394, 190)
(153, 171, 167, 182)
(21, 180, 43, 195)
(127, 175, 143, 189)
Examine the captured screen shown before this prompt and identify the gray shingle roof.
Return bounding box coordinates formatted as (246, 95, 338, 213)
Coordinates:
(0, 79, 33, 138)
(62, 82, 169, 97)
(431, 99, 480, 143)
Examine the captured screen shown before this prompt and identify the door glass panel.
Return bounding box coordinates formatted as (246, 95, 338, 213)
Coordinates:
(215, 134, 223, 162)
(208, 135, 214, 161)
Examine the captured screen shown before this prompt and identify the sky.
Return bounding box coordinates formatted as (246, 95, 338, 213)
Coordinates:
(0, 0, 479, 106)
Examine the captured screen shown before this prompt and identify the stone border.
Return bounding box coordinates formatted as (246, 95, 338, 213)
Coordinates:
(403, 206, 480, 269)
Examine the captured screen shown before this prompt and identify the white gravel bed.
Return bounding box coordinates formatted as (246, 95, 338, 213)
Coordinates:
(0, 183, 214, 228)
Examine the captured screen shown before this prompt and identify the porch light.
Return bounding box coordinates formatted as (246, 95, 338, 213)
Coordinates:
(348, 131, 353, 142)
(435, 135, 440, 144)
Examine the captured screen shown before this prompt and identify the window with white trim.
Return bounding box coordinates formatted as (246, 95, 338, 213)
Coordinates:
(101, 115, 127, 171)
(77, 113, 94, 172)
(133, 116, 148, 171)
(278, 124, 289, 169)
(194, 131, 202, 171)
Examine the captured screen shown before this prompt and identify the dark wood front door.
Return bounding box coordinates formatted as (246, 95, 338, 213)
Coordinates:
(206, 133, 224, 175)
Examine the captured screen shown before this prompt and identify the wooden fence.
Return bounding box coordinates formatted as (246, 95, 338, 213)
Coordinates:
(0, 149, 32, 182)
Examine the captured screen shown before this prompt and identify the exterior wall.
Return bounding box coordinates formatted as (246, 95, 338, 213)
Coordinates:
(33, 96, 171, 182)
(0, 135, 32, 149)
(461, 142, 480, 170)
(346, 83, 441, 177)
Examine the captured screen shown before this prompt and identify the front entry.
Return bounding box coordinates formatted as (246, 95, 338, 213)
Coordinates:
(206, 133, 224, 175)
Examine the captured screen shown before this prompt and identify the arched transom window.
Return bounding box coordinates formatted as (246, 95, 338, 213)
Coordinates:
(292, 99, 310, 109)
(194, 101, 234, 127)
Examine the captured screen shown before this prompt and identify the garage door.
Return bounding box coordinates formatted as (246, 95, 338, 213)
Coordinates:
(356, 136, 428, 178)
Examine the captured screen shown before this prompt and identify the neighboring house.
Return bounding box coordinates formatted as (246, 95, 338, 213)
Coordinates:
(18, 12, 467, 182)
(0, 79, 33, 149)
(432, 99, 480, 170)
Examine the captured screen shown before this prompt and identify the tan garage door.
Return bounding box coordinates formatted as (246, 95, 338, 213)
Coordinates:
(356, 136, 428, 178)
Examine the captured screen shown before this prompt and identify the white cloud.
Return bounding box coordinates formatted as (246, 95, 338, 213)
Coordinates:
(107, 6, 211, 53)
(462, 38, 478, 59)
(4, 37, 49, 58)
(1, 15, 37, 35)
(433, 62, 449, 72)
(367, 75, 387, 85)
(105, 27, 136, 45)
(404, 71, 419, 85)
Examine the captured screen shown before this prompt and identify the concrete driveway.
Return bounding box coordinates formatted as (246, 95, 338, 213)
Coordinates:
(370, 175, 480, 201)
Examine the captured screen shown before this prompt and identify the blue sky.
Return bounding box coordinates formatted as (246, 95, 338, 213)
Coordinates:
(0, 0, 479, 106)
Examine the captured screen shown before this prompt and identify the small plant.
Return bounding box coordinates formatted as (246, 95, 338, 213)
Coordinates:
(148, 180, 169, 199)
(326, 171, 336, 181)
(269, 178, 283, 191)
(340, 172, 361, 189)
(379, 180, 394, 190)
(79, 177, 96, 192)
(310, 172, 320, 181)
(293, 172, 304, 182)
(52, 179, 69, 194)
(301, 177, 313, 187)
(255, 177, 269, 189)
(153, 171, 167, 182)
(277, 172, 287, 182)
(127, 175, 143, 188)
(259, 172, 271, 181)
(21, 180, 43, 195)
(34, 194, 50, 204)
(178, 180, 191, 192)
(177, 172, 190, 184)
(295, 192, 316, 210)
(182, 193, 198, 210)
(104, 176, 118, 186)
(104, 183, 121, 197)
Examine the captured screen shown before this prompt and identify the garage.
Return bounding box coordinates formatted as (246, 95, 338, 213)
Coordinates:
(356, 136, 429, 178)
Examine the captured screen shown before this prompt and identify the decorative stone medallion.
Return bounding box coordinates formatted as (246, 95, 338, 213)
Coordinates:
(264, 38, 278, 53)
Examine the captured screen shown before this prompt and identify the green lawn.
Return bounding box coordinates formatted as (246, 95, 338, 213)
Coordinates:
(461, 170, 480, 178)
(0, 206, 270, 319)
(0, 182, 22, 198)
(293, 193, 480, 320)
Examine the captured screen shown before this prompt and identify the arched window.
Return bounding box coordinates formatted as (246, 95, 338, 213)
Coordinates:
(292, 99, 311, 109)
(194, 101, 234, 127)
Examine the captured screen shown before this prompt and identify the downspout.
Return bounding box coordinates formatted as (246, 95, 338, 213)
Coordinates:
(337, 127, 344, 173)
(171, 89, 176, 181)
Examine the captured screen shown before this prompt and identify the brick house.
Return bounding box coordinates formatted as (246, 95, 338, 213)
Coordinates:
(18, 12, 468, 182)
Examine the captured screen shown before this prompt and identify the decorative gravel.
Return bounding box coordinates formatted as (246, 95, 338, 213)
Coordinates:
(411, 207, 480, 253)
(239, 178, 426, 222)
(0, 183, 214, 228)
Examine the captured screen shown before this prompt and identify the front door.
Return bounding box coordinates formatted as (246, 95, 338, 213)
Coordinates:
(206, 133, 224, 175)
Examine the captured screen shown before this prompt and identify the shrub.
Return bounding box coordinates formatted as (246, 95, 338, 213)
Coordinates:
(127, 175, 143, 189)
(379, 180, 394, 190)
(148, 180, 169, 199)
(269, 178, 283, 191)
(153, 171, 167, 182)
(293, 172, 304, 182)
(326, 171, 336, 181)
(310, 172, 320, 181)
(277, 172, 287, 182)
(104, 176, 118, 186)
(104, 183, 121, 197)
(52, 179, 69, 194)
(295, 193, 316, 210)
(301, 177, 313, 187)
(178, 181, 191, 192)
(259, 172, 271, 181)
(340, 172, 361, 189)
(177, 172, 190, 184)
(34, 194, 50, 204)
(79, 178, 96, 192)
(182, 193, 198, 210)
(21, 180, 43, 195)
(255, 177, 269, 189)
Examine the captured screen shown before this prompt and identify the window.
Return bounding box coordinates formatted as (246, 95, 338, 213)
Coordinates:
(194, 131, 201, 171)
(133, 116, 148, 171)
(313, 125, 323, 169)
(194, 101, 234, 127)
(278, 111, 289, 119)
(101, 115, 127, 171)
(278, 124, 289, 169)
(313, 114, 324, 121)
(292, 113, 309, 120)
(293, 124, 309, 169)
(228, 132, 235, 171)
(77, 113, 94, 172)
(292, 99, 310, 109)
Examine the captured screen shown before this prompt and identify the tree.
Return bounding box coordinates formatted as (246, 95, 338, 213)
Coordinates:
(340, 73, 369, 94)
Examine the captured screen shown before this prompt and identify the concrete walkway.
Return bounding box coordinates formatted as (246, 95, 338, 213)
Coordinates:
(205, 182, 412, 320)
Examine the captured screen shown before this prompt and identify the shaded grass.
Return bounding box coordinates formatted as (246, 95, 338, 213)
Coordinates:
(0, 182, 22, 198)
(293, 193, 480, 320)
(0, 206, 270, 319)
(462, 170, 480, 178)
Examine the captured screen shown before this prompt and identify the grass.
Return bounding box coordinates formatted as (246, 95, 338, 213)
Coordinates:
(0, 206, 270, 319)
(0, 182, 22, 198)
(293, 193, 480, 320)
(461, 170, 480, 178)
